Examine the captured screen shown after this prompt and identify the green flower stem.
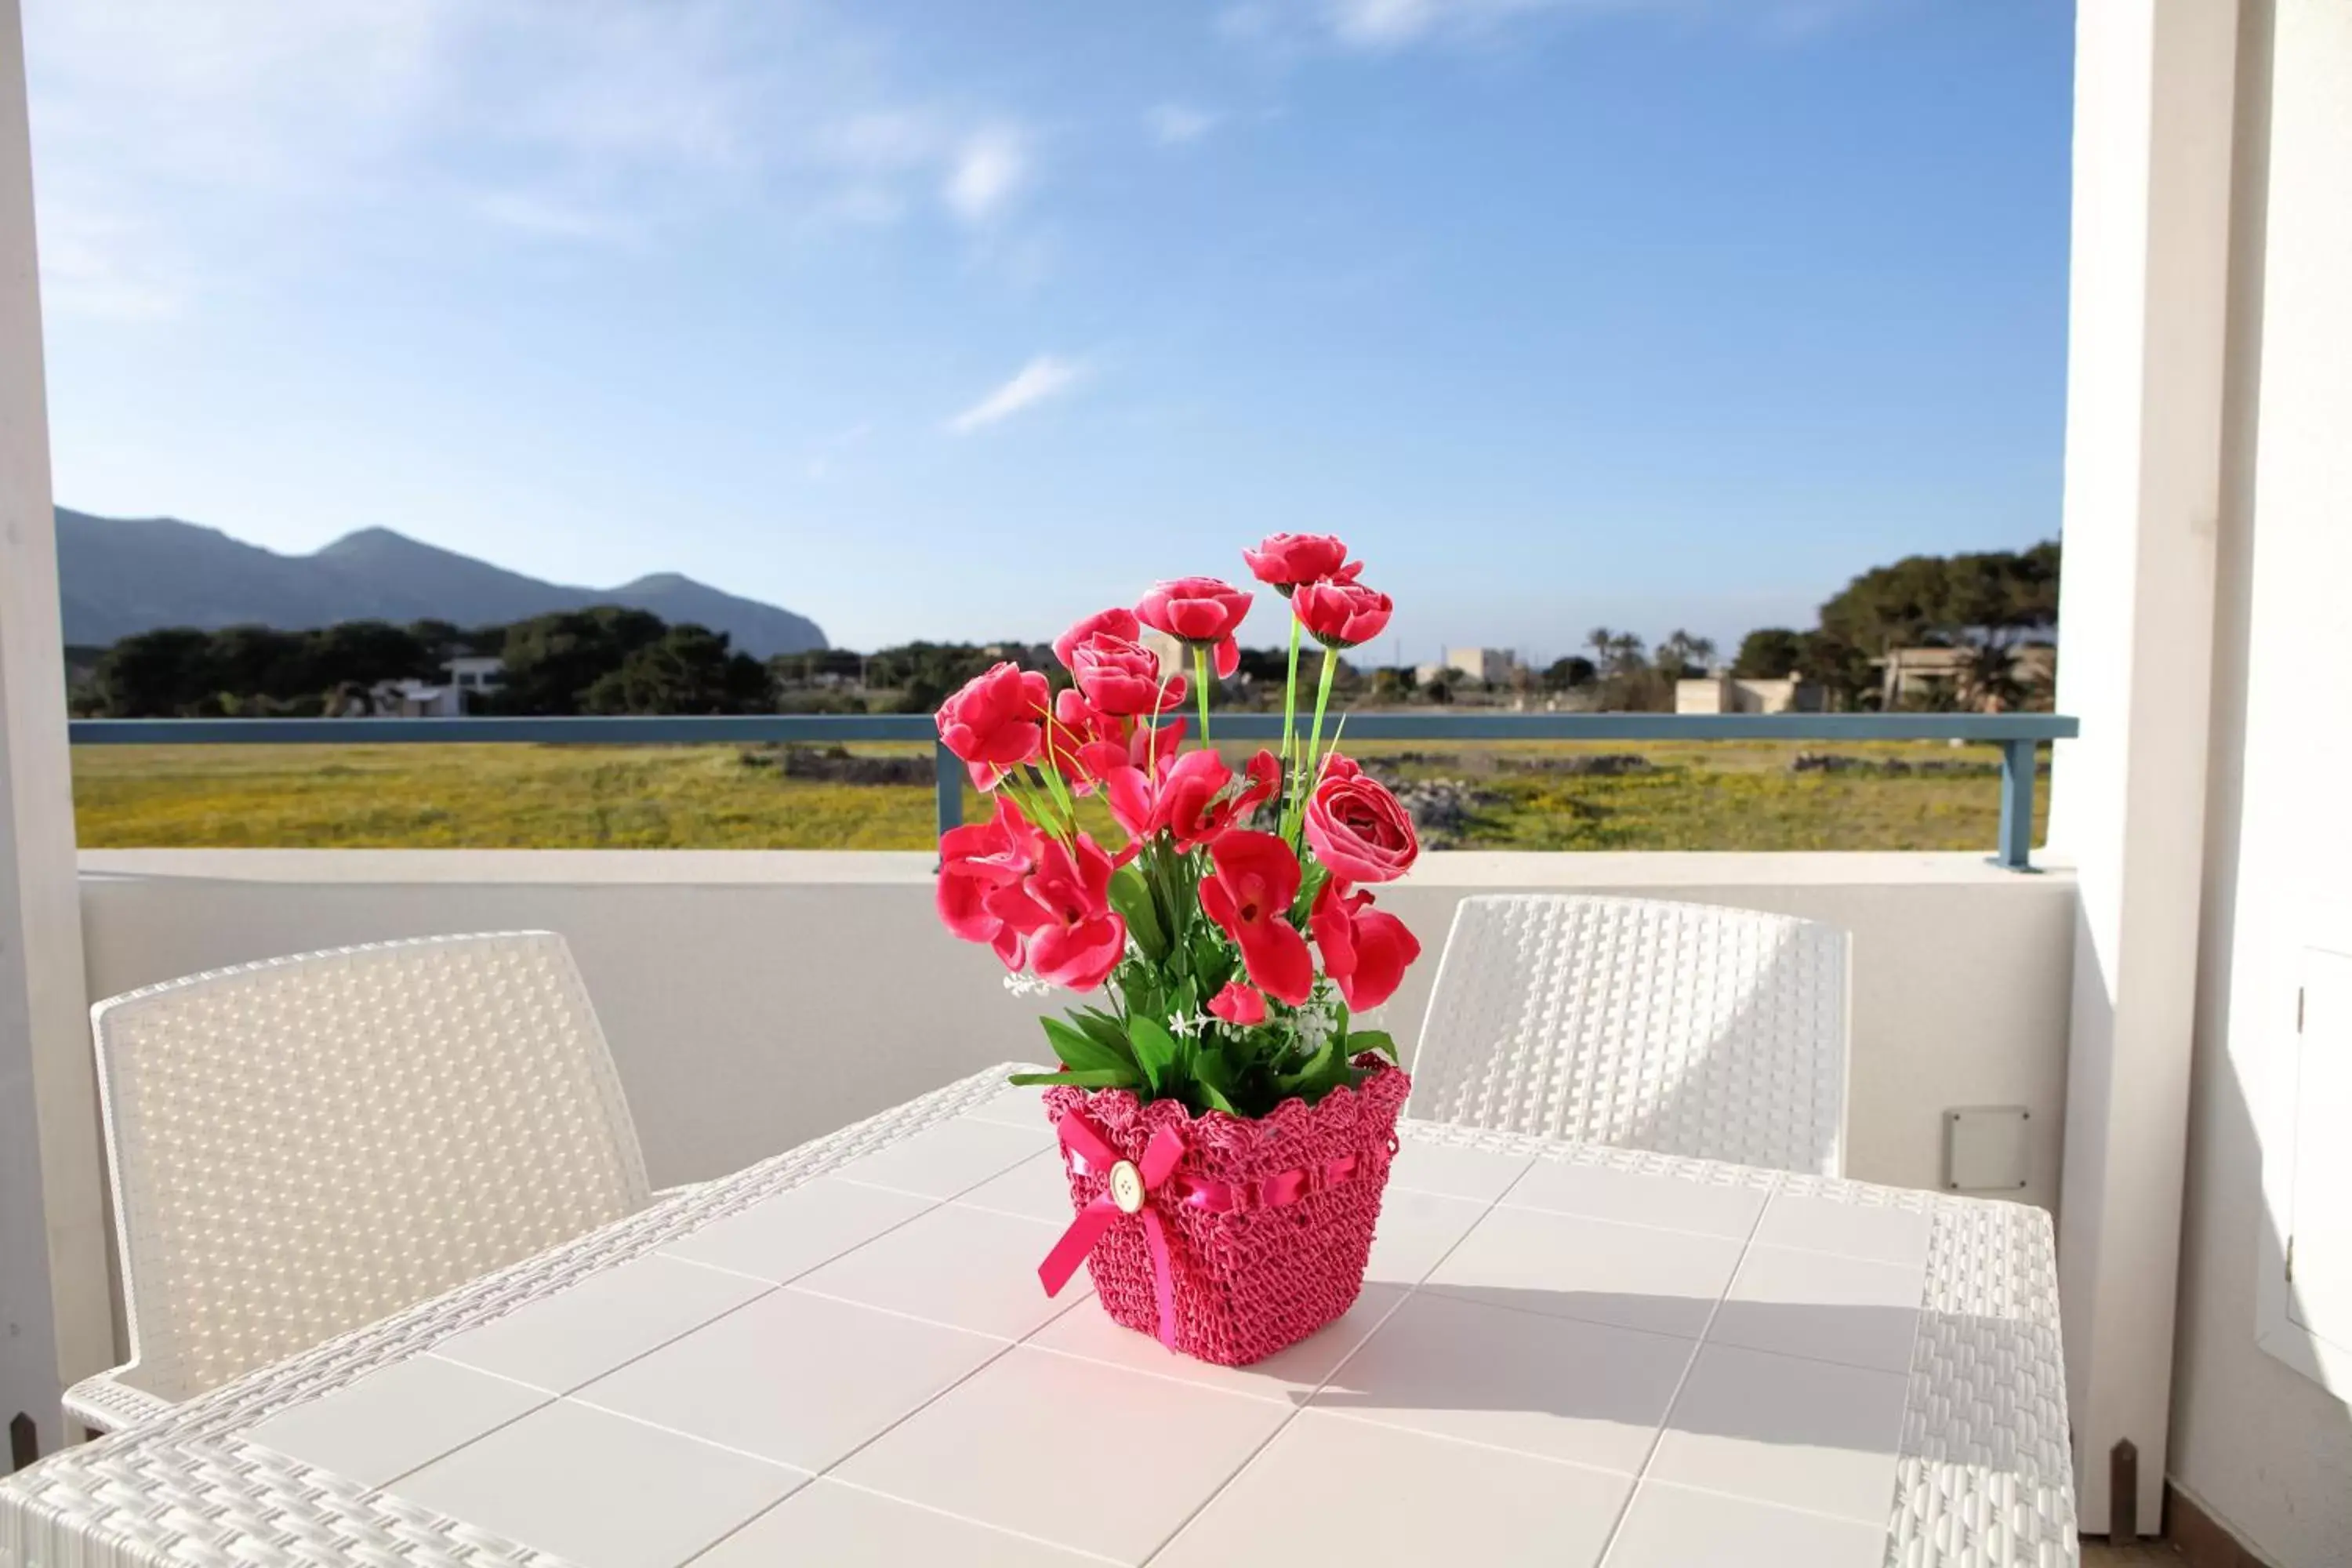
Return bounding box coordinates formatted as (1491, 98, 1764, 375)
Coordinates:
(1192, 644, 1213, 747)
(1300, 645, 1338, 831)
(1280, 615, 1303, 771)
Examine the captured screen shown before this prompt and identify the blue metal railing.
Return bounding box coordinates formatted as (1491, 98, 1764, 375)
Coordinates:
(67, 711, 2078, 870)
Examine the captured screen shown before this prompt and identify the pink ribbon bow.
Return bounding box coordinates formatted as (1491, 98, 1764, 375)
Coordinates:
(1036, 1114, 1188, 1348)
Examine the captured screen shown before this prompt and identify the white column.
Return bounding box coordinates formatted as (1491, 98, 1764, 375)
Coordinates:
(0, 0, 108, 1460)
(2046, 0, 2241, 1535)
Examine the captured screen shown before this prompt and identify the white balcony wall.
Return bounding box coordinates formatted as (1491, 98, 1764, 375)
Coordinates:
(77, 850, 2074, 1207)
(2165, 2, 2352, 1563)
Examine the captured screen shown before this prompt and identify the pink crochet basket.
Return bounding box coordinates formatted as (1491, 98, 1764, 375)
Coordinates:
(1041, 1061, 1409, 1366)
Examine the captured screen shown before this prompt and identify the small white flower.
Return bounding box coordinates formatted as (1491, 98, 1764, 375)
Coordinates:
(1168, 1010, 1208, 1038)
(1000, 971, 1053, 998)
(1294, 1003, 1336, 1049)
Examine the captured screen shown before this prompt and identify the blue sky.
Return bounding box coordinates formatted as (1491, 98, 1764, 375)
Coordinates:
(24, 0, 2072, 662)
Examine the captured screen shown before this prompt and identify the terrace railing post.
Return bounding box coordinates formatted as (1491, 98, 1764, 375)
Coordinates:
(934, 742, 964, 837)
(1992, 738, 2038, 872)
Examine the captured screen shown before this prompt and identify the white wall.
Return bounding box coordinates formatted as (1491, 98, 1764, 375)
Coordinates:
(77, 849, 2077, 1203)
(2169, 3, 2352, 1563)
(2045, 0, 2239, 1531)
(0, 0, 107, 1461)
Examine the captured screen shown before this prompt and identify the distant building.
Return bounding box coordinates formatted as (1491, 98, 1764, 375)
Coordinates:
(1140, 630, 1188, 681)
(445, 655, 506, 696)
(1875, 644, 2056, 707)
(1414, 648, 1523, 688)
(1675, 673, 1826, 715)
(361, 656, 506, 719)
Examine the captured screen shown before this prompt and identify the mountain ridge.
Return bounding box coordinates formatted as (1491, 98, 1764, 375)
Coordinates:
(55, 508, 828, 657)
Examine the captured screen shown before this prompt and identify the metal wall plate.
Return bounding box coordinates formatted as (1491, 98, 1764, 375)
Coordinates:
(1946, 1105, 2031, 1192)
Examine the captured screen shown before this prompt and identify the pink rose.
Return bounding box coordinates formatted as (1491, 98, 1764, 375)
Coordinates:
(1305, 763, 1419, 884)
(1136, 577, 1253, 678)
(1067, 630, 1185, 717)
(1197, 829, 1313, 1005)
(1310, 884, 1421, 1011)
(1241, 534, 1353, 596)
(1053, 608, 1142, 670)
(1293, 579, 1393, 650)
(1208, 980, 1268, 1026)
(935, 662, 1051, 788)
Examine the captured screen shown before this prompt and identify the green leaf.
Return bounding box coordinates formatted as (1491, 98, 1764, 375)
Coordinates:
(1071, 1009, 1131, 1052)
(1347, 1028, 1399, 1062)
(1276, 1034, 1342, 1097)
(1108, 863, 1167, 959)
(1127, 1014, 1181, 1094)
(1009, 1068, 1135, 1088)
(1041, 1015, 1135, 1077)
(1192, 1044, 1243, 1115)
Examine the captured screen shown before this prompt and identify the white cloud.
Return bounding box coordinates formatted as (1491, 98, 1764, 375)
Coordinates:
(946, 355, 1087, 434)
(21, 0, 1050, 310)
(1147, 103, 1221, 146)
(943, 126, 1030, 224)
(1225, 0, 1858, 54)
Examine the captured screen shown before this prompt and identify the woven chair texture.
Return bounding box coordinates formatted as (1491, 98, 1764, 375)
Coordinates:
(1408, 894, 1850, 1174)
(66, 932, 650, 1432)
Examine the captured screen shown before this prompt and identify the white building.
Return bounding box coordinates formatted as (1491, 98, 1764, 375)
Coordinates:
(1673, 673, 1824, 715)
(1414, 648, 1521, 688)
(445, 655, 506, 697)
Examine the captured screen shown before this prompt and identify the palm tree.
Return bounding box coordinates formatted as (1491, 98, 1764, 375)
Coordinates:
(1657, 630, 1716, 680)
(1955, 637, 2024, 713)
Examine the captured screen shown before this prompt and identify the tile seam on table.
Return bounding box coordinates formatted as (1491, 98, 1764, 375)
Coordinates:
(1591, 1165, 1788, 1568)
(246, 1360, 558, 1494)
(434, 1273, 788, 1399)
(775, 1475, 1132, 1568)
(831, 1147, 1047, 1207)
(1134, 1147, 1537, 1565)
(659, 1179, 953, 1287)
(1302, 1403, 1659, 1479)
(779, 1276, 1078, 1344)
(717, 1208, 1152, 1566)
(376, 1168, 992, 1509)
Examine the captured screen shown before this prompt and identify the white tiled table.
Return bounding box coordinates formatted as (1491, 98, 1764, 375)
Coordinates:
(0, 1067, 2075, 1568)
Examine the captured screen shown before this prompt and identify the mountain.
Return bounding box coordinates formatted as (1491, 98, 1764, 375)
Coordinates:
(54, 509, 828, 657)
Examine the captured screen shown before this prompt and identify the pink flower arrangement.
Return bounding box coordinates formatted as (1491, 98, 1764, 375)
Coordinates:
(931, 537, 1423, 1115)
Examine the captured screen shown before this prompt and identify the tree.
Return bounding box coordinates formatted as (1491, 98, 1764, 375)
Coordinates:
(1655, 630, 1715, 681)
(1816, 542, 2060, 707)
(91, 627, 219, 716)
(1954, 641, 2026, 713)
(495, 607, 668, 715)
(1733, 628, 1806, 680)
(1541, 655, 1595, 691)
(583, 625, 771, 714)
(303, 620, 436, 692)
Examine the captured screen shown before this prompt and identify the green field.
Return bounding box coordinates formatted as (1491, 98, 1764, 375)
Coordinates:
(69, 739, 2047, 852)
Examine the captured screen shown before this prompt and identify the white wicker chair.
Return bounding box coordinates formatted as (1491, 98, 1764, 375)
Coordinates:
(66, 932, 655, 1434)
(1407, 895, 1850, 1174)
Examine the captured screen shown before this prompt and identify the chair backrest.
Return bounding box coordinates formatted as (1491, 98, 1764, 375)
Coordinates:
(1408, 895, 1849, 1174)
(93, 931, 652, 1403)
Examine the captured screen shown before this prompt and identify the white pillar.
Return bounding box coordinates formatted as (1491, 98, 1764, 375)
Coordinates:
(2046, 0, 2241, 1536)
(0, 0, 109, 1461)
